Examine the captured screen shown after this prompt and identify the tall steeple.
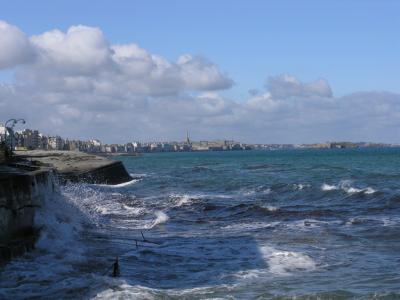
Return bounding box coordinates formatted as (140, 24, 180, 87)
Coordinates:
(186, 130, 191, 145)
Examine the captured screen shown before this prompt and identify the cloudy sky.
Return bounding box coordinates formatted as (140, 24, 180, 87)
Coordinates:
(1, 0, 399, 144)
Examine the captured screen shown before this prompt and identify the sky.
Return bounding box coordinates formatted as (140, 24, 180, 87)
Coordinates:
(0, 0, 399, 144)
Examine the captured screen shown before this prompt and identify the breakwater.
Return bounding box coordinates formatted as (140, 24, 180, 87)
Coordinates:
(16, 150, 132, 185)
(0, 151, 132, 264)
(0, 164, 56, 264)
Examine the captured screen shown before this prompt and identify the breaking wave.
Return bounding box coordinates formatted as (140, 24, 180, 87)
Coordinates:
(146, 211, 169, 229)
(259, 246, 317, 276)
(321, 180, 376, 194)
(95, 178, 140, 188)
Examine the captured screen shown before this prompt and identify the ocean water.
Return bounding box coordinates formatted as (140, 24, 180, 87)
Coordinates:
(1, 149, 400, 299)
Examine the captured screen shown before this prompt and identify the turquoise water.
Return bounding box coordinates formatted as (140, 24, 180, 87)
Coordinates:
(1, 149, 400, 299)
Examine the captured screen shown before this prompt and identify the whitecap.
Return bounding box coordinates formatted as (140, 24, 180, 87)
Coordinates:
(262, 205, 279, 212)
(364, 187, 376, 194)
(293, 183, 310, 190)
(221, 221, 279, 232)
(321, 183, 338, 191)
(146, 211, 169, 228)
(95, 178, 140, 188)
(170, 194, 196, 207)
(259, 245, 317, 276)
(322, 181, 376, 194)
(345, 187, 363, 194)
(122, 204, 145, 215)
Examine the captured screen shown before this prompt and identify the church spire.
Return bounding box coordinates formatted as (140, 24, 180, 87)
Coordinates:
(186, 130, 191, 145)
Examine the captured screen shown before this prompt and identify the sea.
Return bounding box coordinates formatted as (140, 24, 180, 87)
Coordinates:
(1, 149, 400, 299)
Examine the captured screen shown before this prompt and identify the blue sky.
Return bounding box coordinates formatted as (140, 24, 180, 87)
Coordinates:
(2, 0, 399, 98)
(1, 1, 400, 143)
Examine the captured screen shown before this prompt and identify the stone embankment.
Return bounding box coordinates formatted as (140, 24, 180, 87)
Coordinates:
(16, 150, 132, 184)
(0, 150, 132, 264)
(0, 164, 55, 264)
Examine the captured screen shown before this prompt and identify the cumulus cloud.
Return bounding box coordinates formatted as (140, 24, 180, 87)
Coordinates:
(177, 55, 233, 91)
(6, 23, 233, 97)
(267, 74, 332, 99)
(30, 25, 113, 75)
(0, 20, 400, 144)
(0, 21, 36, 69)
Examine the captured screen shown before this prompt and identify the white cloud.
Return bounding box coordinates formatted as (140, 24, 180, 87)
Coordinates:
(30, 25, 113, 75)
(177, 55, 233, 91)
(0, 21, 36, 69)
(266, 74, 332, 99)
(11, 25, 233, 96)
(0, 20, 400, 144)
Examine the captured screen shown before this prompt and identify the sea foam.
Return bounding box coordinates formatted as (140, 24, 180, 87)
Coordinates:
(95, 178, 140, 188)
(151, 210, 169, 228)
(321, 180, 376, 194)
(259, 246, 317, 276)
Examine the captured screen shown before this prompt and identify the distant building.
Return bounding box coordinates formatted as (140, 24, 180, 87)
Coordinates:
(64, 139, 78, 151)
(39, 134, 49, 150)
(48, 136, 64, 150)
(21, 129, 40, 150)
(329, 142, 357, 149)
(0, 124, 6, 143)
(150, 143, 162, 152)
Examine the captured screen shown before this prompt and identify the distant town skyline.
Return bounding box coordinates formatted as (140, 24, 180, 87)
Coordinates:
(1, 1, 400, 144)
(1, 125, 397, 154)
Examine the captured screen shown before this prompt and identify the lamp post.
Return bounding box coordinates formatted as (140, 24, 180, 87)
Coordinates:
(4, 118, 26, 155)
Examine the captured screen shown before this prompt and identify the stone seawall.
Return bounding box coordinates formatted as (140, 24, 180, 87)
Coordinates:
(1, 151, 132, 264)
(17, 150, 132, 185)
(59, 160, 132, 184)
(0, 166, 56, 264)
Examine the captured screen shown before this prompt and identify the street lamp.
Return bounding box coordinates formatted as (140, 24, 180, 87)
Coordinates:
(4, 118, 26, 155)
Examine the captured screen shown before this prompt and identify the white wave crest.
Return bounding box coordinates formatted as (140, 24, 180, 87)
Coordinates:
(95, 179, 140, 188)
(293, 183, 310, 190)
(221, 221, 279, 232)
(321, 183, 338, 191)
(264, 205, 279, 212)
(170, 194, 195, 207)
(321, 180, 376, 194)
(259, 246, 316, 276)
(149, 211, 169, 228)
(364, 187, 376, 194)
